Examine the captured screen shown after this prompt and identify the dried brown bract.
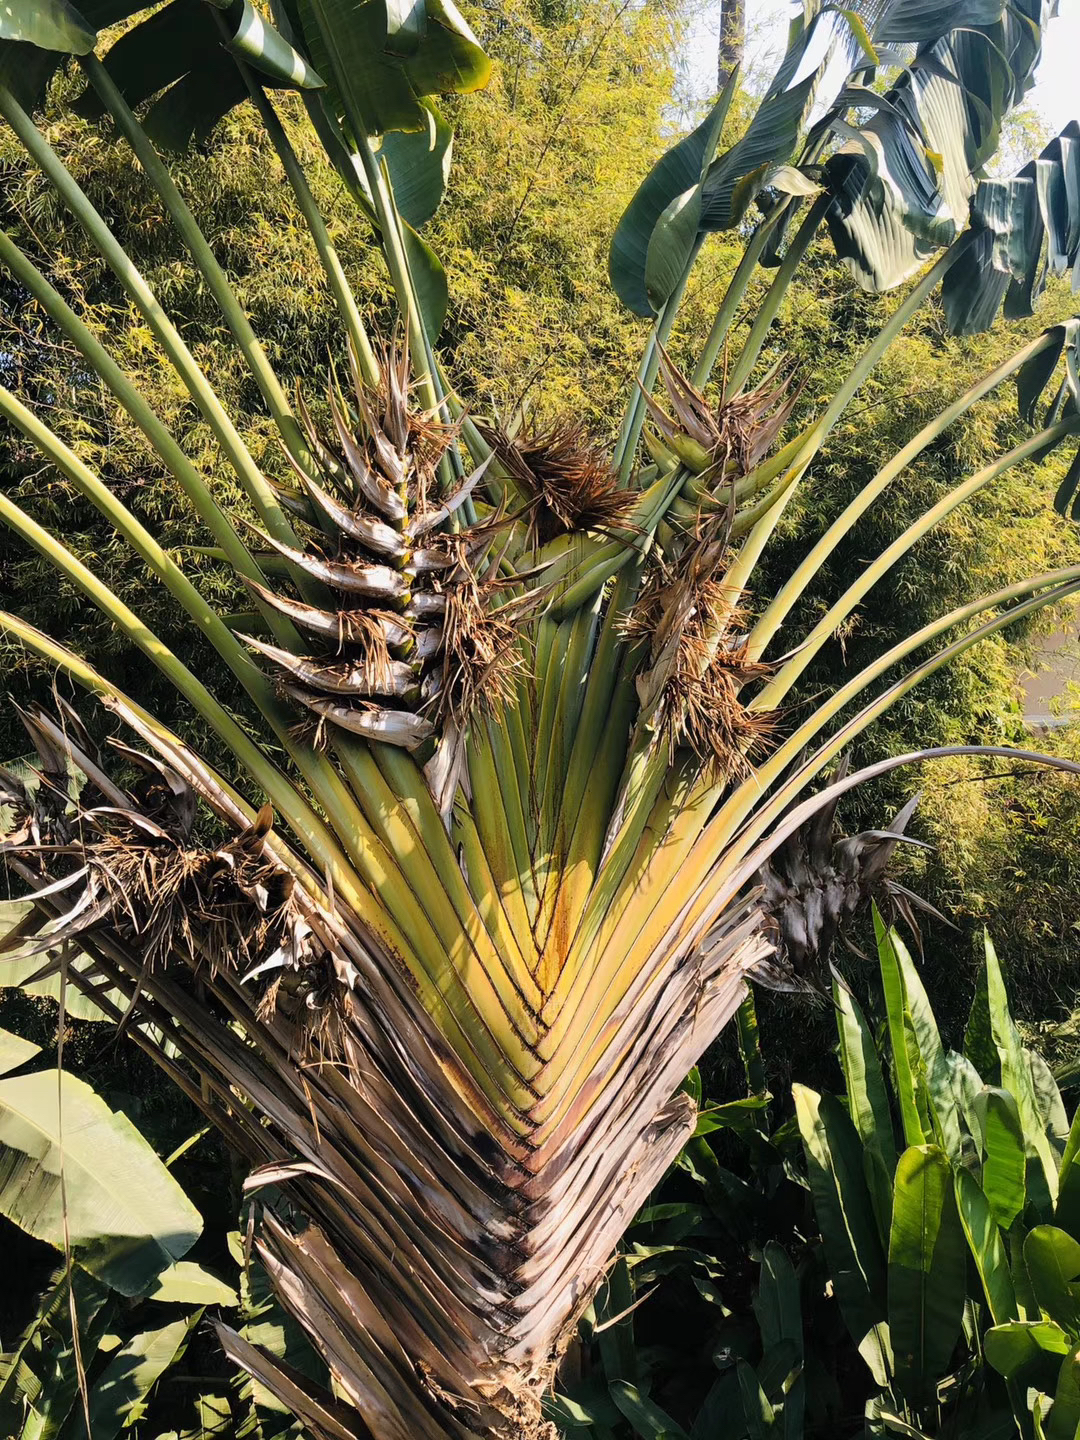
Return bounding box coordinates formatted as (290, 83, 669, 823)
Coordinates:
(481, 418, 635, 545)
(643, 347, 800, 482)
(627, 536, 778, 777)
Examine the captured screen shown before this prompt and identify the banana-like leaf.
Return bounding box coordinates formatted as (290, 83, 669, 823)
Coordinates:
(0, 0, 95, 53)
(955, 1166, 1017, 1326)
(826, 4, 1047, 294)
(290, 0, 489, 138)
(609, 87, 733, 317)
(0, 1069, 201, 1294)
(0, 1025, 39, 1076)
(794, 1084, 887, 1352)
(978, 1087, 1027, 1230)
(985, 1319, 1072, 1380)
(610, 1379, 693, 1440)
(64, 1312, 199, 1440)
(1057, 1109, 1080, 1241)
(145, 1260, 240, 1307)
(888, 1145, 967, 1407)
(377, 101, 451, 228)
(1025, 1227, 1080, 1336)
(1046, 1344, 1080, 1440)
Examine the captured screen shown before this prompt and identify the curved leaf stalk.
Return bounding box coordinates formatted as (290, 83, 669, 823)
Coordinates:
(235, 69, 380, 387)
(613, 591, 1080, 1029)
(78, 53, 319, 478)
(751, 411, 1080, 699)
(691, 208, 785, 390)
(748, 327, 1062, 682)
(0, 85, 304, 559)
(724, 192, 829, 395)
(0, 227, 303, 652)
(614, 239, 703, 484)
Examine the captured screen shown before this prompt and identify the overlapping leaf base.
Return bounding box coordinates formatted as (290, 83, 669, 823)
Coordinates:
(0, 711, 773, 1440)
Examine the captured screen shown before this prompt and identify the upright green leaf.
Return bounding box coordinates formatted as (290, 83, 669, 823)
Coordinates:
(875, 913, 927, 1149)
(834, 976, 897, 1175)
(610, 1380, 692, 1440)
(0, 1070, 201, 1294)
(979, 1088, 1028, 1230)
(1045, 1344, 1080, 1440)
(795, 1084, 887, 1351)
(956, 1167, 1018, 1325)
(1025, 1227, 1080, 1337)
(888, 1145, 967, 1407)
(1056, 1109, 1080, 1242)
(887, 927, 963, 1158)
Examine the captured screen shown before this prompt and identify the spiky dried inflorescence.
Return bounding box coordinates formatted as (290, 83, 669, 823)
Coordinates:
(480, 418, 636, 545)
(627, 534, 777, 776)
(0, 709, 333, 1038)
(642, 346, 800, 482)
(239, 341, 533, 770)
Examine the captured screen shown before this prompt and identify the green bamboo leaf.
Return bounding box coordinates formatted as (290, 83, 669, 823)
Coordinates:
(888, 1145, 967, 1407)
(794, 1084, 887, 1350)
(0, 1070, 201, 1295)
(610, 1379, 692, 1440)
(0, 1025, 40, 1076)
(1025, 1227, 1080, 1336)
(955, 1166, 1017, 1325)
(1045, 1344, 1080, 1440)
(64, 1313, 199, 1440)
(984, 1320, 1071, 1379)
(978, 1088, 1027, 1230)
(0, 0, 95, 53)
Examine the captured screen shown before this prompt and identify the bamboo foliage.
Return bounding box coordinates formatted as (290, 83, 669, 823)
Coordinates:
(0, 1, 1079, 1437)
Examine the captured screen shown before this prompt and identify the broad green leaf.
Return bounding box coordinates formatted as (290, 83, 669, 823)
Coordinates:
(1046, 1343, 1080, 1440)
(978, 1088, 1027, 1229)
(983, 934, 1059, 1205)
(692, 1094, 770, 1138)
(64, 1313, 199, 1440)
(0, 1024, 39, 1075)
(644, 186, 702, 315)
(794, 1085, 886, 1349)
(1056, 1107, 1080, 1242)
(378, 102, 452, 229)
(144, 1261, 240, 1308)
(984, 1320, 1071, 1379)
(736, 1359, 775, 1440)
(754, 1242, 803, 1361)
(610, 1379, 692, 1440)
(955, 1166, 1017, 1325)
(875, 913, 926, 1149)
(964, 957, 999, 1082)
(1025, 1227, 1080, 1336)
(595, 1259, 636, 1387)
(0, 0, 95, 53)
(0, 1069, 201, 1295)
(224, 0, 325, 88)
(737, 990, 766, 1099)
(609, 84, 734, 316)
(1028, 1048, 1070, 1147)
(833, 976, 896, 1175)
(384, 0, 425, 56)
(888, 1145, 967, 1407)
(886, 926, 962, 1158)
(0, 1268, 111, 1439)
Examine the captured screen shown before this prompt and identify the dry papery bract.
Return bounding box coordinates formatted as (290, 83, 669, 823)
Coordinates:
(480, 417, 637, 545)
(244, 340, 533, 753)
(643, 347, 801, 480)
(626, 533, 778, 777)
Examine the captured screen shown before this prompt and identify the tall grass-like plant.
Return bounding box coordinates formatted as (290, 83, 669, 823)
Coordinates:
(1, 1, 1080, 1436)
